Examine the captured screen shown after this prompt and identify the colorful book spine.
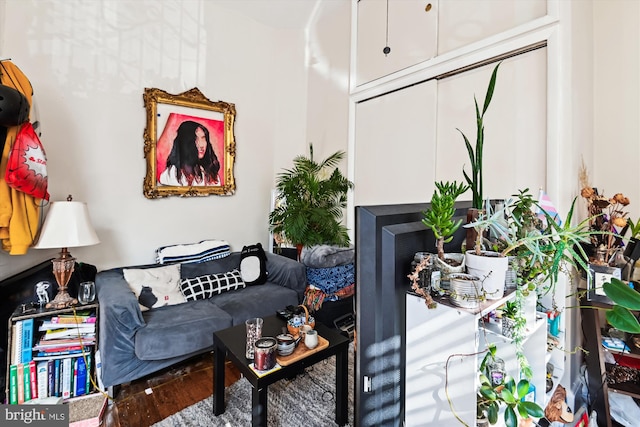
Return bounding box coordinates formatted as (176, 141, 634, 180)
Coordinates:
(62, 358, 72, 399)
(9, 365, 18, 404)
(17, 363, 24, 403)
(37, 361, 48, 399)
(47, 360, 55, 398)
(12, 321, 23, 365)
(76, 357, 87, 396)
(85, 353, 92, 393)
(72, 358, 79, 397)
(23, 363, 31, 402)
(21, 318, 34, 363)
(50, 314, 96, 324)
(28, 360, 37, 400)
(54, 359, 61, 397)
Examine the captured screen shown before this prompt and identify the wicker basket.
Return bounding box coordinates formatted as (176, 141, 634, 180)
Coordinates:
(287, 304, 316, 336)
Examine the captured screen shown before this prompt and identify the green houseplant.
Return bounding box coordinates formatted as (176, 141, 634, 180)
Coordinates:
(500, 300, 523, 339)
(459, 63, 501, 211)
(458, 61, 501, 252)
(422, 180, 469, 261)
(269, 144, 354, 259)
(476, 345, 544, 427)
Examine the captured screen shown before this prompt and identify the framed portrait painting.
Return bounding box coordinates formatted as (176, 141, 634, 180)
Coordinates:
(143, 87, 236, 198)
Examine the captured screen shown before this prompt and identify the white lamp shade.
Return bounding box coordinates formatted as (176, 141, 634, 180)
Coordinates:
(34, 201, 100, 249)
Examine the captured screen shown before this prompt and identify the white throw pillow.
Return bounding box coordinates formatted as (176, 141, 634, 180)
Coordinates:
(123, 264, 186, 311)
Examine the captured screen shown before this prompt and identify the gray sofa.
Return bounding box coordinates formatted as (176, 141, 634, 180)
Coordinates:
(95, 252, 306, 388)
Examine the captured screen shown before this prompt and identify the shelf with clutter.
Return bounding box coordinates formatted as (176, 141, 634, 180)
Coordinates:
(5, 302, 100, 405)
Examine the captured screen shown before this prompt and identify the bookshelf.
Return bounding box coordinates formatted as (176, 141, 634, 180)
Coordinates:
(4, 302, 99, 404)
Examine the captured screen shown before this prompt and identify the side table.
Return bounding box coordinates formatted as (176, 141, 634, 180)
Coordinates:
(212, 315, 349, 426)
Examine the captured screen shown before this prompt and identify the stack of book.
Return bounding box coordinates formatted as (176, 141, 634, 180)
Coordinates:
(8, 312, 96, 404)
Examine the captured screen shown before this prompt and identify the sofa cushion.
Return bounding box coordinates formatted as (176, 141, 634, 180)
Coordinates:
(123, 264, 186, 311)
(180, 252, 243, 278)
(209, 283, 299, 325)
(156, 239, 231, 264)
(135, 299, 232, 360)
(180, 269, 245, 301)
(239, 243, 268, 285)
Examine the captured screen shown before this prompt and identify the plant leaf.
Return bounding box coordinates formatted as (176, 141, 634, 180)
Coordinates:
(516, 380, 530, 399)
(488, 403, 499, 424)
(606, 305, 640, 333)
(521, 401, 545, 418)
(504, 406, 517, 427)
(482, 62, 501, 116)
(604, 278, 640, 310)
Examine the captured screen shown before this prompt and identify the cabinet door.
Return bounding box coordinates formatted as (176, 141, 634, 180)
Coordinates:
(354, 48, 547, 207)
(405, 294, 477, 426)
(438, 0, 547, 54)
(354, 79, 437, 206)
(436, 49, 547, 197)
(356, 0, 437, 86)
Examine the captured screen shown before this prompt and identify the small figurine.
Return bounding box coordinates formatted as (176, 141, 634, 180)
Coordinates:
(35, 281, 50, 307)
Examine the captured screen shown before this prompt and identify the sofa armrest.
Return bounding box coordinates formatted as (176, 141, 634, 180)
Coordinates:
(265, 252, 307, 302)
(95, 268, 146, 386)
(96, 268, 145, 331)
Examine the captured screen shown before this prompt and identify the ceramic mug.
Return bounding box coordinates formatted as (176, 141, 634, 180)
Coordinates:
(299, 324, 313, 338)
(304, 329, 318, 349)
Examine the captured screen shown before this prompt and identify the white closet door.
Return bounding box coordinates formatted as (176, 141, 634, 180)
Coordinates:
(354, 79, 438, 206)
(436, 48, 548, 201)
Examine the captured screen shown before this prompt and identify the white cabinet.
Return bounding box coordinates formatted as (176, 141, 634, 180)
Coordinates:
(405, 292, 546, 427)
(355, 0, 437, 87)
(354, 0, 547, 87)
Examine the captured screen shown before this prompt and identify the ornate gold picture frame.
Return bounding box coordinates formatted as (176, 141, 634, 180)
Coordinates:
(143, 87, 236, 198)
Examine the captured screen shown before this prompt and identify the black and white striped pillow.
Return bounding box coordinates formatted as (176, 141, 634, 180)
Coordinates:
(180, 269, 245, 301)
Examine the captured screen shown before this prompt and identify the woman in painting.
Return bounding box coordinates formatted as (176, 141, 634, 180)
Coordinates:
(159, 120, 221, 186)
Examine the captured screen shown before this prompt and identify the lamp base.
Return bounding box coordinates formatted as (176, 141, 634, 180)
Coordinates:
(46, 247, 78, 309)
(46, 290, 78, 309)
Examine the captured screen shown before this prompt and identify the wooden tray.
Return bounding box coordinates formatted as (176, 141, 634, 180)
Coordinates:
(276, 335, 329, 366)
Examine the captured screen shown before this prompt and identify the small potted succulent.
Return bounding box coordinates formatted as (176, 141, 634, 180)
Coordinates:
(500, 300, 523, 339)
(422, 181, 469, 279)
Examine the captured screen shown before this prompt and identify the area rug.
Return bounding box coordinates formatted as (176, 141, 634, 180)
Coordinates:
(152, 344, 354, 427)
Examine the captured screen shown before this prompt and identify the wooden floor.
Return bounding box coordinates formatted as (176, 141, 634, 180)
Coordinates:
(102, 352, 241, 427)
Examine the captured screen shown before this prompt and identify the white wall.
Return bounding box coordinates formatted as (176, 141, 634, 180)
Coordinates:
(0, 0, 351, 278)
(593, 0, 640, 222)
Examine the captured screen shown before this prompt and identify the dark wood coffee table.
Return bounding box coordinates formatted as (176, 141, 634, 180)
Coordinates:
(212, 314, 349, 426)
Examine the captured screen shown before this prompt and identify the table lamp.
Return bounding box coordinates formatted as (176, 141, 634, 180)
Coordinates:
(34, 195, 100, 309)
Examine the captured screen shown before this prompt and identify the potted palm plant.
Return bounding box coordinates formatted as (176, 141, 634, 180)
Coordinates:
(269, 144, 354, 260)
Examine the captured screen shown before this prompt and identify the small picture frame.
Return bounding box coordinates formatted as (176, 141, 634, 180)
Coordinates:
(586, 263, 622, 303)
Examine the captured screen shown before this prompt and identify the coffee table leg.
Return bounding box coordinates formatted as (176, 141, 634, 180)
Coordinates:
(213, 346, 226, 415)
(252, 385, 267, 427)
(335, 344, 348, 425)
